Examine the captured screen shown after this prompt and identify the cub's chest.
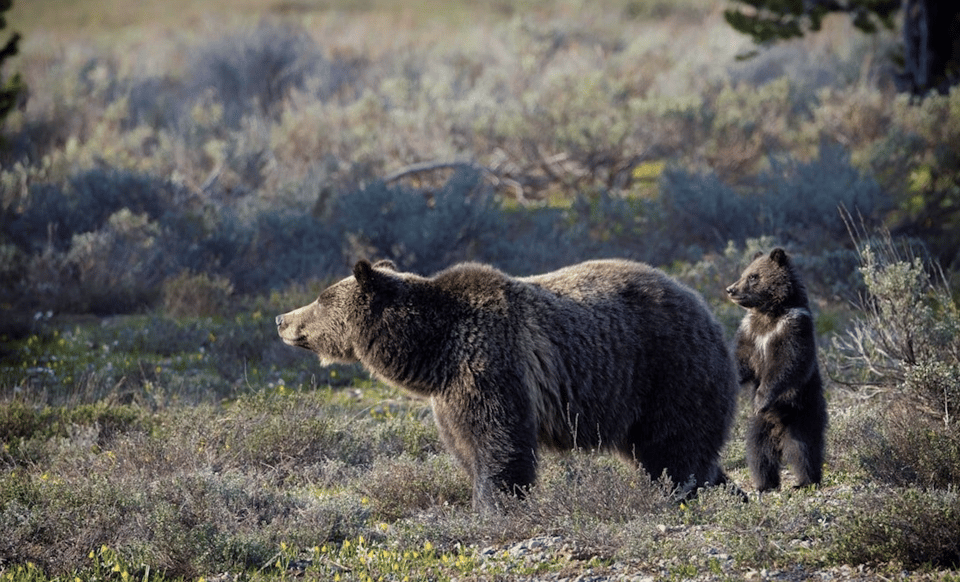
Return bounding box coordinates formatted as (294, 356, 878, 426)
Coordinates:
(743, 309, 808, 362)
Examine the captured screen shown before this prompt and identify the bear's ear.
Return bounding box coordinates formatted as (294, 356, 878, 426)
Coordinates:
(769, 248, 789, 266)
(372, 259, 397, 271)
(354, 259, 398, 294)
(354, 260, 377, 292)
(752, 251, 764, 260)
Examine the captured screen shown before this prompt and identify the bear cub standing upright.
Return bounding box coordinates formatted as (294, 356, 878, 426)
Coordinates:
(726, 248, 827, 492)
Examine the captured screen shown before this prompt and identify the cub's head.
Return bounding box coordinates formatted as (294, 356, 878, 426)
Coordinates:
(726, 248, 803, 313)
(276, 259, 398, 365)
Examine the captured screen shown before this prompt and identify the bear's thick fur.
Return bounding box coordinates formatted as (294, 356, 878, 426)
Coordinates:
(278, 259, 738, 510)
(726, 248, 827, 492)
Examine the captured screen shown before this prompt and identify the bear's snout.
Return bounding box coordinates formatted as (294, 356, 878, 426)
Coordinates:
(725, 285, 737, 297)
(275, 314, 284, 327)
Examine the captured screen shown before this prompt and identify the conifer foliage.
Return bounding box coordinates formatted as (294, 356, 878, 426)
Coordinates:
(0, 0, 24, 129)
(724, 0, 959, 95)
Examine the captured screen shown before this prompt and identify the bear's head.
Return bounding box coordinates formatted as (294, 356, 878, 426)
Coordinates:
(726, 248, 805, 313)
(276, 259, 400, 366)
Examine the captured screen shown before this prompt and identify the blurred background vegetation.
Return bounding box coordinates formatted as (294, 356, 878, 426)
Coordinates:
(2, 0, 959, 310)
(4, 0, 959, 325)
(1, 0, 960, 579)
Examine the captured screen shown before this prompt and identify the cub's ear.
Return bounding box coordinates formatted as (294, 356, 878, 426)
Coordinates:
(770, 248, 789, 266)
(752, 251, 764, 260)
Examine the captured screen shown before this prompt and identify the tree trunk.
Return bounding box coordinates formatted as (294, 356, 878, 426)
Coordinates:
(898, 0, 960, 95)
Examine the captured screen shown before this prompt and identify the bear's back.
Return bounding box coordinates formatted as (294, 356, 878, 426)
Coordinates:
(521, 260, 715, 343)
(522, 259, 663, 300)
(510, 260, 735, 450)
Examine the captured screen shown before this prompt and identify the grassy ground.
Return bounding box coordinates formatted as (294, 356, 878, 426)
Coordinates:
(2, 296, 959, 581)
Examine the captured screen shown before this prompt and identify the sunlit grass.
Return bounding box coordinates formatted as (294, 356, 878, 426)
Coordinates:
(10, 0, 709, 42)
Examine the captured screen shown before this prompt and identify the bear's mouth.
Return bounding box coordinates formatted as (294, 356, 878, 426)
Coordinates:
(281, 334, 308, 348)
(726, 289, 757, 308)
(730, 296, 758, 308)
(277, 325, 310, 348)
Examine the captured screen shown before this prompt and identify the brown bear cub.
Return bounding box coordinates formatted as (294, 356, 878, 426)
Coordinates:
(278, 259, 739, 511)
(726, 248, 827, 492)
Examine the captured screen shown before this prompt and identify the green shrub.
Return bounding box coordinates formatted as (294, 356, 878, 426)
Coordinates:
(832, 226, 960, 491)
(162, 270, 234, 318)
(869, 89, 960, 270)
(0, 399, 54, 459)
(659, 143, 886, 253)
(856, 410, 960, 489)
(0, 242, 26, 302)
(0, 398, 149, 463)
(482, 203, 588, 275)
(8, 168, 184, 253)
(659, 165, 749, 250)
(221, 210, 342, 293)
(836, 228, 960, 426)
(362, 454, 471, 521)
(755, 143, 886, 238)
(183, 22, 330, 127)
(13, 208, 169, 313)
(829, 488, 960, 568)
(68, 209, 169, 313)
(335, 168, 499, 274)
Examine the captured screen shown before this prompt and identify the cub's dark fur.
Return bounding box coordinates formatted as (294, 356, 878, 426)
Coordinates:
(726, 248, 827, 492)
(279, 259, 739, 510)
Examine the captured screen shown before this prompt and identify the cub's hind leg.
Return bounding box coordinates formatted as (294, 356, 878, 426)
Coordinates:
(782, 413, 825, 488)
(747, 414, 782, 492)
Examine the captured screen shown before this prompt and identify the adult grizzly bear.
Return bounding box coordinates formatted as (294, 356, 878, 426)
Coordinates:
(278, 259, 738, 510)
(726, 248, 827, 492)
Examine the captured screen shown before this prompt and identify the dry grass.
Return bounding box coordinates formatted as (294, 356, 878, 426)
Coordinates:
(3, 373, 959, 580)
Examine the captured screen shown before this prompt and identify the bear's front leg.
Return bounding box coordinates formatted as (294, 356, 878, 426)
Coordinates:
(754, 379, 777, 415)
(431, 385, 538, 512)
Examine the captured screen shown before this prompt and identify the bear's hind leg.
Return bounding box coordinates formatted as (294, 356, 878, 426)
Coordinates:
(626, 424, 718, 500)
(747, 415, 782, 492)
(782, 420, 824, 488)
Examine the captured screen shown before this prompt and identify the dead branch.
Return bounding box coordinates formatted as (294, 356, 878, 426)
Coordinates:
(383, 160, 527, 202)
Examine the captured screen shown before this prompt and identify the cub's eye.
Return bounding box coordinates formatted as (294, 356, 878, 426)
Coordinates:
(748, 273, 759, 283)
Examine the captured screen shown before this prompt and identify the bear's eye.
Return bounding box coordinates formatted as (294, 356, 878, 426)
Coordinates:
(748, 273, 759, 283)
(317, 288, 336, 305)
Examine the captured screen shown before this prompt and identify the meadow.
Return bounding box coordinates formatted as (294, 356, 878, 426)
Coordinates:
(2, 0, 960, 579)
